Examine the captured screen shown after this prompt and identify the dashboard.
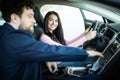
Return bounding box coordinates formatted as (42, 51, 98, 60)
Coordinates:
(91, 23, 120, 75)
(64, 23, 120, 78)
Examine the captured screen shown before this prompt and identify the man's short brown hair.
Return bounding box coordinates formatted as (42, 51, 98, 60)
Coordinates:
(0, 0, 35, 22)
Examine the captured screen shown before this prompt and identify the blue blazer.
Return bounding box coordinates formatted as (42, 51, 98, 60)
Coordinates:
(0, 23, 88, 80)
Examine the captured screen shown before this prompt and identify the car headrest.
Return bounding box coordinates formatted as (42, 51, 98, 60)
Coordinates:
(34, 6, 43, 28)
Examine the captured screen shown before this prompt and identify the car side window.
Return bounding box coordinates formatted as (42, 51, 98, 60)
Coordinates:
(0, 11, 5, 26)
(82, 10, 104, 22)
(40, 5, 85, 41)
(40, 5, 103, 41)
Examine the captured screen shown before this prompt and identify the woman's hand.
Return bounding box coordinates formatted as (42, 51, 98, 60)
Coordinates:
(46, 62, 58, 73)
(84, 27, 97, 40)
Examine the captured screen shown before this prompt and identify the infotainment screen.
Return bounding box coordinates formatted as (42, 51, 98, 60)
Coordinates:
(103, 28, 114, 41)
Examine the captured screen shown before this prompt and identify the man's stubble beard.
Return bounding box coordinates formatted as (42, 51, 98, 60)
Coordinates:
(19, 25, 34, 34)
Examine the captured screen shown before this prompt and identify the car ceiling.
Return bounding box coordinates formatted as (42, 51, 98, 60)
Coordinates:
(34, 0, 120, 23)
(92, 0, 120, 9)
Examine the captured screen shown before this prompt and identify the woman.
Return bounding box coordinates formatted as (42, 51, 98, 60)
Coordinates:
(40, 11, 97, 73)
(42, 11, 96, 47)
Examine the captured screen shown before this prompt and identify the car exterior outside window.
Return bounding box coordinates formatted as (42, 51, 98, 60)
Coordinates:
(82, 10, 103, 22)
(0, 11, 5, 26)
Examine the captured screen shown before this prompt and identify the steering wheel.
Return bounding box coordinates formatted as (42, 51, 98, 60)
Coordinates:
(90, 20, 99, 31)
(83, 20, 99, 49)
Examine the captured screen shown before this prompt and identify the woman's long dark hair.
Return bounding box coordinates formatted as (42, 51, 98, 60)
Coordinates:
(43, 11, 66, 45)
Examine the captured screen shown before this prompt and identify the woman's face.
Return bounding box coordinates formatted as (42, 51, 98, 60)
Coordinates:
(48, 14, 58, 33)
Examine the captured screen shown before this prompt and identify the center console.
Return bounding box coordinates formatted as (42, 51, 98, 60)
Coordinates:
(66, 23, 120, 77)
(90, 23, 120, 74)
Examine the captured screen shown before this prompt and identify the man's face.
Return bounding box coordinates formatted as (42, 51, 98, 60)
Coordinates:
(19, 7, 35, 33)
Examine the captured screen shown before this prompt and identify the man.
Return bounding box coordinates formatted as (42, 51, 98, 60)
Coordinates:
(0, 0, 103, 80)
